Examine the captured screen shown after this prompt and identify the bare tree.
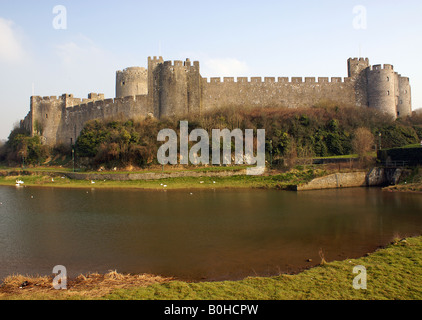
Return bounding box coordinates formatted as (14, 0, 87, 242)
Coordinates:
(284, 139, 297, 168)
(352, 127, 375, 160)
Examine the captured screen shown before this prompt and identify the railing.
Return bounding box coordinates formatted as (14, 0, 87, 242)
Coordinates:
(379, 161, 409, 167)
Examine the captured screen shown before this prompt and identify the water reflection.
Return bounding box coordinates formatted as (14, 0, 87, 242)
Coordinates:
(0, 186, 421, 281)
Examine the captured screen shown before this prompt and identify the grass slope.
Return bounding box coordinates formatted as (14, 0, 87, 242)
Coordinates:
(105, 237, 422, 300)
(0, 169, 324, 190)
(1, 236, 420, 300)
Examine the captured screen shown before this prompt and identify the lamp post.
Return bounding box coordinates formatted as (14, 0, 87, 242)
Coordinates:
(70, 138, 75, 172)
(269, 140, 273, 167)
(378, 132, 382, 151)
(72, 148, 75, 173)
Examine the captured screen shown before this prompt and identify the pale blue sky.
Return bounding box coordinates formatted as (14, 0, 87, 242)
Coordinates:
(0, 0, 421, 140)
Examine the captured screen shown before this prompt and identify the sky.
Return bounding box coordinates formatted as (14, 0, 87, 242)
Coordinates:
(0, 0, 421, 140)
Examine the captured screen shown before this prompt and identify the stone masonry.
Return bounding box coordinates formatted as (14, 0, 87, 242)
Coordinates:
(20, 56, 412, 146)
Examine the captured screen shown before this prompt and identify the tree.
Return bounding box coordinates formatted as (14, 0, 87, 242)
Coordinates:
(352, 127, 374, 160)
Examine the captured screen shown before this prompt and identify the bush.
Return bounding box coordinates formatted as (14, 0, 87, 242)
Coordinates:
(4, 128, 50, 165)
(378, 125, 419, 149)
(4, 104, 421, 169)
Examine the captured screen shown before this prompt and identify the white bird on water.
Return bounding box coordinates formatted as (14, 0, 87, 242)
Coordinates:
(91, 180, 95, 184)
(15, 180, 24, 187)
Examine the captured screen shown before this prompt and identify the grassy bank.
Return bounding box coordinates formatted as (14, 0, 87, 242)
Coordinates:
(0, 167, 326, 190)
(106, 236, 422, 300)
(1, 236, 421, 300)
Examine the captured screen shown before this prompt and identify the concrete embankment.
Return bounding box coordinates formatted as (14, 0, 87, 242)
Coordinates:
(290, 167, 407, 191)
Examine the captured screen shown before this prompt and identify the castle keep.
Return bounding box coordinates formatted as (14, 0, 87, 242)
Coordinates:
(21, 56, 412, 146)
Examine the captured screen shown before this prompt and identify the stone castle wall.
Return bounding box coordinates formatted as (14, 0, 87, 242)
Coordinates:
(201, 76, 356, 111)
(21, 56, 412, 146)
(23, 94, 150, 146)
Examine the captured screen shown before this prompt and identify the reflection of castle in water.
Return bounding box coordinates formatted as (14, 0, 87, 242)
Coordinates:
(21, 56, 411, 146)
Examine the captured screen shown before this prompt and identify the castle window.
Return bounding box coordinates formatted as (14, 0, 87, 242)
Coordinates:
(122, 82, 125, 86)
(387, 77, 390, 82)
(45, 114, 48, 119)
(387, 91, 390, 96)
(397, 111, 400, 117)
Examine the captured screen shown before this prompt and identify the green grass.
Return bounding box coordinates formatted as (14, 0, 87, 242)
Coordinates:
(84, 165, 251, 175)
(400, 144, 422, 149)
(313, 154, 359, 160)
(2, 236, 421, 300)
(104, 236, 422, 300)
(0, 168, 324, 191)
(381, 144, 422, 151)
(0, 165, 251, 175)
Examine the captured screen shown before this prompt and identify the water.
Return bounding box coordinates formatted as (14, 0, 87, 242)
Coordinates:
(0, 186, 421, 281)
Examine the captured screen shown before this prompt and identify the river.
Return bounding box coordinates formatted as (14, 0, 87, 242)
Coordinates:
(0, 186, 421, 281)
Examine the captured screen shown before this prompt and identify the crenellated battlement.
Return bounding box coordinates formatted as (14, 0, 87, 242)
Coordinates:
(162, 59, 199, 69)
(188, 60, 200, 69)
(62, 95, 146, 114)
(31, 95, 64, 103)
(201, 76, 351, 84)
(163, 60, 185, 67)
(370, 64, 395, 71)
(348, 57, 370, 63)
(30, 93, 94, 105)
(148, 56, 164, 63)
(88, 93, 105, 100)
(23, 55, 412, 147)
(28, 93, 107, 109)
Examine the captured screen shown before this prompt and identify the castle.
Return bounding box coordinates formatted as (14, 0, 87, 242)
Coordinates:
(21, 56, 412, 146)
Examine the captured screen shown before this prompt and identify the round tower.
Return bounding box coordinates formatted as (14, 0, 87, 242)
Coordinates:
(367, 64, 398, 117)
(116, 67, 148, 98)
(397, 77, 412, 117)
(159, 60, 188, 118)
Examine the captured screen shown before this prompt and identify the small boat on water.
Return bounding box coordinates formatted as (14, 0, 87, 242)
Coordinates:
(15, 180, 24, 187)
